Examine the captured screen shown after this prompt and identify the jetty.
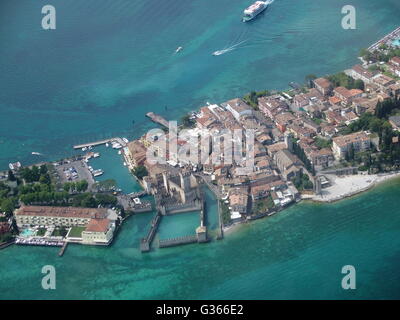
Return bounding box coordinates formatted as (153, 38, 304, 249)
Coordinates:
(146, 112, 169, 128)
(73, 137, 127, 150)
(159, 235, 198, 248)
(128, 190, 147, 198)
(58, 242, 68, 257)
(140, 213, 162, 252)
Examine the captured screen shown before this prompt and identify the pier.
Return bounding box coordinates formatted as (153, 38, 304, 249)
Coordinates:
(58, 242, 68, 257)
(73, 137, 127, 150)
(146, 112, 169, 128)
(128, 190, 147, 198)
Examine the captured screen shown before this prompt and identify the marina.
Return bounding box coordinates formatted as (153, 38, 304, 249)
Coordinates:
(73, 137, 128, 150)
(15, 238, 64, 247)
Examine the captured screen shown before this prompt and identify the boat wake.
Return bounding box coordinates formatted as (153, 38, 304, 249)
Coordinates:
(212, 39, 248, 56)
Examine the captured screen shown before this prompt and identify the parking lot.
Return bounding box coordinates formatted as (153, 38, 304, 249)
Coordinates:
(54, 159, 95, 189)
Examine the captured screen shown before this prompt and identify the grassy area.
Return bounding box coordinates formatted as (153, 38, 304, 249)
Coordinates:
(220, 201, 231, 225)
(314, 136, 332, 149)
(253, 196, 274, 214)
(36, 228, 46, 236)
(68, 226, 86, 238)
(52, 227, 68, 238)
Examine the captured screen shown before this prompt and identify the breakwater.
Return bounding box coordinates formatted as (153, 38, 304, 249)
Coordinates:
(159, 235, 198, 248)
(140, 213, 161, 252)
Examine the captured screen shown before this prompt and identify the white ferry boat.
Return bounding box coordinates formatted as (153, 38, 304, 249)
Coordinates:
(242, 1, 271, 22)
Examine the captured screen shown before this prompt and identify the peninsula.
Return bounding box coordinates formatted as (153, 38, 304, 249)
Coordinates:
(1, 26, 400, 254)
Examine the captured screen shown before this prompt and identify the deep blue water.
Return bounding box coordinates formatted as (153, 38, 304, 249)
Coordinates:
(1, 0, 400, 300)
(1, 0, 399, 169)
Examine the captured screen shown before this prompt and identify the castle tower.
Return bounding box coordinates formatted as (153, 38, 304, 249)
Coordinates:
(179, 171, 191, 192)
(314, 176, 322, 195)
(284, 133, 293, 152)
(196, 221, 207, 243)
(162, 172, 169, 194)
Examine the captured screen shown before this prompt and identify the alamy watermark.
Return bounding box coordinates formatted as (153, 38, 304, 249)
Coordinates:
(341, 265, 356, 290)
(41, 265, 56, 290)
(342, 5, 356, 30)
(41, 5, 56, 30)
(145, 121, 255, 173)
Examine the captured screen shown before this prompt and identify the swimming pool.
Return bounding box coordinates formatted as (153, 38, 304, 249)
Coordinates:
(20, 229, 35, 237)
(392, 38, 400, 47)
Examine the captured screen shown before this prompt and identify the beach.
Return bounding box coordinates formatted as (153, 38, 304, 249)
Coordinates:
(311, 172, 400, 202)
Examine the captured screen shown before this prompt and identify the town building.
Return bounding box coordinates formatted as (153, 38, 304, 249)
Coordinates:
(332, 131, 371, 159)
(333, 87, 363, 105)
(313, 77, 333, 96)
(229, 188, 249, 216)
(389, 116, 400, 131)
(273, 149, 303, 181)
(349, 64, 374, 84)
(222, 98, 252, 121)
(14, 206, 116, 245)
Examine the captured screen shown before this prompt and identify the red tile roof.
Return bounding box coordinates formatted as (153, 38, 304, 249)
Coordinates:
(85, 218, 110, 233)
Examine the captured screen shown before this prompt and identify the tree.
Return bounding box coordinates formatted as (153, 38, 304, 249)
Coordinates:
(132, 166, 148, 180)
(1, 199, 15, 217)
(7, 170, 16, 182)
(354, 79, 365, 90)
(305, 74, 317, 88)
(39, 164, 48, 175)
(181, 114, 195, 129)
(76, 180, 88, 192)
(39, 173, 51, 185)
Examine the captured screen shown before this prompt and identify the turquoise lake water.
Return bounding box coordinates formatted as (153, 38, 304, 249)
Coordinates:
(86, 145, 142, 193)
(1, 0, 399, 169)
(1, 0, 400, 299)
(1, 179, 400, 299)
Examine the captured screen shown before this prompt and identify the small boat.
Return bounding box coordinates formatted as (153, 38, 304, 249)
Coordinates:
(175, 46, 183, 54)
(118, 150, 122, 155)
(123, 162, 127, 166)
(105, 143, 109, 147)
(93, 169, 104, 177)
(212, 40, 247, 56)
(93, 152, 100, 158)
(31, 152, 42, 156)
(122, 137, 129, 144)
(82, 147, 87, 151)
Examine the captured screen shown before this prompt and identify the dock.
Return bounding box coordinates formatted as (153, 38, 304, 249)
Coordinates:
(146, 112, 169, 128)
(58, 242, 68, 257)
(73, 137, 128, 150)
(128, 190, 147, 198)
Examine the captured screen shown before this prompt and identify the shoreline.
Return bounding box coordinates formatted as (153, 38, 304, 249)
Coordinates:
(310, 172, 400, 203)
(221, 172, 400, 238)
